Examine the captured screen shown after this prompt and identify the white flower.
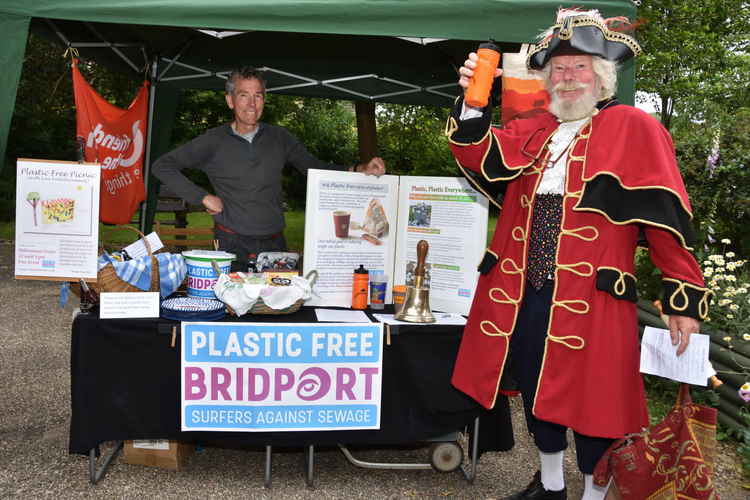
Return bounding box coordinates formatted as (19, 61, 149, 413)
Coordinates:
(719, 299, 732, 306)
(703, 268, 714, 277)
(724, 336, 733, 342)
(727, 275, 737, 282)
(730, 304, 739, 311)
(726, 251, 736, 258)
(704, 260, 713, 266)
(716, 259, 726, 266)
(744, 333, 750, 341)
(738, 287, 747, 294)
(727, 262, 736, 271)
(721, 238, 731, 244)
(727, 314, 735, 319)
(708, 254, 722, 262)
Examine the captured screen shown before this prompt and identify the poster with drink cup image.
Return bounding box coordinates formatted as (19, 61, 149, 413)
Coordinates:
(304, 170, 399, 307)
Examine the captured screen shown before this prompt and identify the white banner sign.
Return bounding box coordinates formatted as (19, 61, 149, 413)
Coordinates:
(181, 322, 383, 432)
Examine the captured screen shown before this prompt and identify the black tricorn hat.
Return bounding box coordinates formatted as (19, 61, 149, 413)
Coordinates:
(527, 10, 641, 70)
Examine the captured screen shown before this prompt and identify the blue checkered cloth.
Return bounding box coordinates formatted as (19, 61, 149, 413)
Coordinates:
(98, 252, 186, 298)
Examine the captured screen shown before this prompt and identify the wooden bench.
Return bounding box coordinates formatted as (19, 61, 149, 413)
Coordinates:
(154, 220, 215, 249)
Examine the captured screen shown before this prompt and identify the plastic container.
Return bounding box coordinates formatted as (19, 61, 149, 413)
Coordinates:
(182, 250, 236, 299)
(392, 285, 407, 314)
(369, 273, 388, 310)
(465, 42, 501, 108)
(351, 265, 369, 310)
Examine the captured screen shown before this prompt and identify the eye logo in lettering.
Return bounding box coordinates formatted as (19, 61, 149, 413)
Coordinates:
(296, 367, 330, 401)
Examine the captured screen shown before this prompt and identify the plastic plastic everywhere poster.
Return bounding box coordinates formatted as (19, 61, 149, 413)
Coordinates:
(303, 170, 488, 315)
(394, 177, 488, 315)
(181, 322, 383, 432)
(15, 159, 100, 281)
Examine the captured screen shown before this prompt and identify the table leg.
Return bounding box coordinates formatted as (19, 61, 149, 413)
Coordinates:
(305, 445, 315, 488)
(264, 445, 272, 488)
(88, 441, 123, 484)
(460, 416, 480, 483)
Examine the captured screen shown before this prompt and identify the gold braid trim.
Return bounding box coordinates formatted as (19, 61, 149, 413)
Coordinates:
(489, 287, 520, 305)
(557, 261, 594, 278)
(663, 278, 713, 320)
(553, 299, 590, 314)
(598, 266, 637, 296)
(561, 225, 599, 241)
(480, 320, 513, 338)
(500, 258, 524, 275)
(512, 226, 527, 242)
(548, 334, 585, 350)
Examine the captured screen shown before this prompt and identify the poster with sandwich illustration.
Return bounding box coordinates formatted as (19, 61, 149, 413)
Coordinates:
(15, 158, 100, 281)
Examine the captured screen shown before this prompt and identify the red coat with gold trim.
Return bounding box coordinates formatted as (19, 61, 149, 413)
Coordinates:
(447, 101, 711, 438)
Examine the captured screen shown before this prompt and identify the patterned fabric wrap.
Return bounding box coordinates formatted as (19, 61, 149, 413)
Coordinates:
(593, 384, 718, 499)
(98, 252, 186, 298)
(527, 194, 563, 290)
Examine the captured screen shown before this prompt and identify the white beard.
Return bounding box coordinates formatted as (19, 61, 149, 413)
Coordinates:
(548, 82, 599, 121)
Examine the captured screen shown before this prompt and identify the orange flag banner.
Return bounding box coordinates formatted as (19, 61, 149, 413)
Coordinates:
(72, 60, 149, 224)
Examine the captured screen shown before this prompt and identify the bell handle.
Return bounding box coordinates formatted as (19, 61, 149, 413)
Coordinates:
(415, 240, 428, 277)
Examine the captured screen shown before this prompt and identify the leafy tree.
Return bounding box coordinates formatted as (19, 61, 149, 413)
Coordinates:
(376, 104, 453, 177)
(2, 32, 139, 221)
(636, 0, 750, 257)
(636, 0, 750, 130)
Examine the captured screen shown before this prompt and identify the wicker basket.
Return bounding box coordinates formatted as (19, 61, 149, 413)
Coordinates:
(218, 268, 317, 316)
(249, 270, 317, 315)
(72, 226, 159, 297)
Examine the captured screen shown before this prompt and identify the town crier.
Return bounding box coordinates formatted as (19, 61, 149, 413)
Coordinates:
(446, 8, 712, 500)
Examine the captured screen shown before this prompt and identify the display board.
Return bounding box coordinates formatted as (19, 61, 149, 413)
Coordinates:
(303, 170, 488, 314)
(181, 321, 384, 432)
(14, 158, 100, 281)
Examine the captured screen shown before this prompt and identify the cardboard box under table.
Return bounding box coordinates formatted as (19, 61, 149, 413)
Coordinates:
(70, 306, 513, 485)
(123, 440, 194, 470)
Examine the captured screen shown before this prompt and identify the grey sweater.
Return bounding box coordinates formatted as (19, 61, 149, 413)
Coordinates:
(153, 123, 346, 235)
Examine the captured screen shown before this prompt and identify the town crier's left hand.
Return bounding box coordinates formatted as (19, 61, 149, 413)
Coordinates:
(669, 314, 701, 356)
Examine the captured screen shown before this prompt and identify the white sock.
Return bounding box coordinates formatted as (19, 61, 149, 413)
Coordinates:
(539, 450, 565, 491)
(582, 473, 609, 500)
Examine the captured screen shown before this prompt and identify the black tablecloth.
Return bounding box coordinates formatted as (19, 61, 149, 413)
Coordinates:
(70, 306, 513, 455)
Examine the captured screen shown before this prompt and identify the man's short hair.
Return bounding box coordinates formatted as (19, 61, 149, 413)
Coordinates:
(225, 67, 267, 94)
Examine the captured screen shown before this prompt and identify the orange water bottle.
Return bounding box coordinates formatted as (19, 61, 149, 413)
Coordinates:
(351, 265, 369, 309)
(465, 42, 501, 108)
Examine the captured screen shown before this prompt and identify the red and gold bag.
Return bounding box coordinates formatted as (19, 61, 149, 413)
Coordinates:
(594, 384, 718, 499)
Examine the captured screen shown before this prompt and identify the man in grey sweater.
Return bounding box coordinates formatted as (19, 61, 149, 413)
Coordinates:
(153, 66, 386, 271)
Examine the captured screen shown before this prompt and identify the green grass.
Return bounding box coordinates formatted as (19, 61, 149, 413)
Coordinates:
(0, 210, 308, 251)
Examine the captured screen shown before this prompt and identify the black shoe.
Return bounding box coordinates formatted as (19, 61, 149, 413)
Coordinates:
(502, 471, 567, 500)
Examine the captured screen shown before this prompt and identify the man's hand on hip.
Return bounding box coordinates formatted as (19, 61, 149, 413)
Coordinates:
(202, 194, 223, 215)
(668, 314, 701, 356)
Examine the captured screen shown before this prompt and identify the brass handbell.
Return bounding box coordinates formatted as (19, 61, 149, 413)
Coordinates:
(395, 240, 435, 323)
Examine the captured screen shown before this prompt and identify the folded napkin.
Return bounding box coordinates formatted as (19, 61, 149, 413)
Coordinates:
(98, 252, 186, 298)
